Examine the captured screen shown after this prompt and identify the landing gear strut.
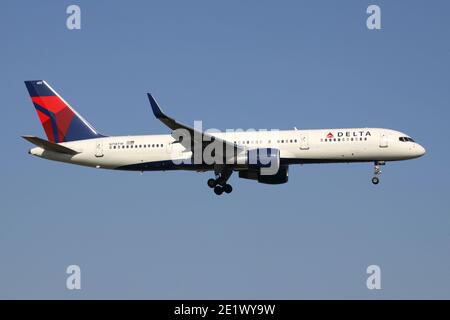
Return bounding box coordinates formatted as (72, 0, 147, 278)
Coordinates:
(372, 161, 385, 185)
(208, 167, 233, 195)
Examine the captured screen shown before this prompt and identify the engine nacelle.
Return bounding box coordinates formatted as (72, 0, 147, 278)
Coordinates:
(246, 148, 280, 172)
(228, 148, 280, 173)
(239, 165, 289, 185)
(257, 165, 289, 184)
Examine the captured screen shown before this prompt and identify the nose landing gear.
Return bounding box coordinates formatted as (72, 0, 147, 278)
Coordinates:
(372, 161, 385, 185)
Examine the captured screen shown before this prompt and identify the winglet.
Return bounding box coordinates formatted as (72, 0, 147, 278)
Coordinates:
(147, 93, 166, 119)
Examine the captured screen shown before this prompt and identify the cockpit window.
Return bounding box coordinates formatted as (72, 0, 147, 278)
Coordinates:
(399, 137, 415, 142)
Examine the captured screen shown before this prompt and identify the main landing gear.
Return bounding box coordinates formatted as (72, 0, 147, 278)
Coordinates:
(207, 178, 233, 195)
(372, 161, 385, 185)
(207, 167, 233, 195)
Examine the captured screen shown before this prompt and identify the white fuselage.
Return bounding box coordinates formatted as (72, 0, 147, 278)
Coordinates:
(29, 128, 426, 171)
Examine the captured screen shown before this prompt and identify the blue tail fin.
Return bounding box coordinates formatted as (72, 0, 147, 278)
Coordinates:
(24, 80, 104, 143)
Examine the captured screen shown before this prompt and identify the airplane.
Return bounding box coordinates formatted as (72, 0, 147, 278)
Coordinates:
(22, 80, 426, 195)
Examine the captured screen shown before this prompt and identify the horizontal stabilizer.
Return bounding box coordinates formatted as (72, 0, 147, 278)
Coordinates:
(21, 135, 79, 155)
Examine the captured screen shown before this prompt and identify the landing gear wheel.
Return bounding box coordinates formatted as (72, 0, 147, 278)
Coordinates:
(214, 186, 224, 195)
(207, 178, 217, 188)
(223, 184, 233, 194)
(372, 177, 380, 185)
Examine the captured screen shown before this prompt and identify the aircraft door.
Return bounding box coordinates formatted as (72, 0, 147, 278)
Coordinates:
(379, 133, 388, 148)
(166, 142, 173, 154)
(95, 140, 104, 157)
(299, 133, 309, 150)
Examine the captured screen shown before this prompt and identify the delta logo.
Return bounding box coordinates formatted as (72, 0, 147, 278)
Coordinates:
(325, 131, 372, 138)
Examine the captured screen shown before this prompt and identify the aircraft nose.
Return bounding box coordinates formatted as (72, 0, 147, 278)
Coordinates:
(415, 144, 426, 157)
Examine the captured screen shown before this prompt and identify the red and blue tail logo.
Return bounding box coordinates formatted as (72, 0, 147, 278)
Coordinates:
(25, 80, 103, 143)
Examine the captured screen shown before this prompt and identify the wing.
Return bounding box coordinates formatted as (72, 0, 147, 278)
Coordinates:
(147, 94, 245, 161)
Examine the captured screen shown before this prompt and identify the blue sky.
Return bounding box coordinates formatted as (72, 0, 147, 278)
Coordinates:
(1, 0, 449, 299)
